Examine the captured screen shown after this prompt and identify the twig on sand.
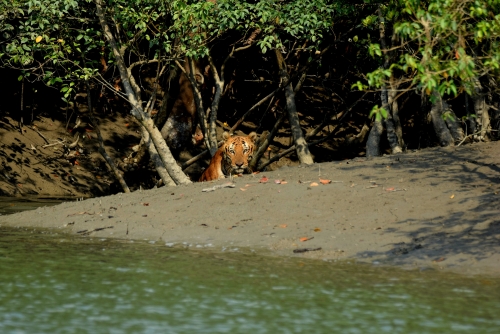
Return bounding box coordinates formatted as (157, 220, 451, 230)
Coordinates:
(68, 134, 80, 148)
(67, 211, 96, 217)
(293, 247, 322, 253)
(457, 129, 499, 147)
(378, 188, 407, 194)
(28, 125, 50, 144)
(42, 141, 66, 148)
(77, 226, 114, 235)
(202, 182, 236, 192)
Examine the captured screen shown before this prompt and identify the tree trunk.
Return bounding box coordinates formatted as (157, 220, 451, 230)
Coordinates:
(140, 116, 192, 184)
(275, 49, 314, 165)
(86, 82, 130, 193)
(464, 94, 476, 138)
(346, 124, 370, 147)
(95, 0, 191, 185)
(388, 78, 405, 149)
(140, 127, 176, 187)
(207, 54, 223, 156)
(492, 100, 500, 139)
(472, 78, 491, 141)
(377, 6, 402, 155)
(366, 119, 384, 157)
(430, 92, 454, 146)
(442, 101, 464, 143)
(382, 87, 403, 154)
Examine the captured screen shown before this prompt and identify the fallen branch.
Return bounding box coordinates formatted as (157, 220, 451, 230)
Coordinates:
(202, 182, 236, 192)
(378, 188, 407, 194)
(77, 226, 114, 235)
(68, 134, 80, 148)
(68, 211, 95, 217)
(42, 140, 66, 148)
(72, 117, 82, 130)
(293, 247, 322, 253)
(457, 129, 499, 146)
(28, 125, 50, 144)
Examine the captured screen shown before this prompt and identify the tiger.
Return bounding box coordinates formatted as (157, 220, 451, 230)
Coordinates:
(199, 131, 257, 182)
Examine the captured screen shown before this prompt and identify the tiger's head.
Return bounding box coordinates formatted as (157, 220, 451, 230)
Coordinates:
(221, 131, 257, 175)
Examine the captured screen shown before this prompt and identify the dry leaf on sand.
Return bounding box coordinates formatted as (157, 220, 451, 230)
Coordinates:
(319, 178, 332, 184)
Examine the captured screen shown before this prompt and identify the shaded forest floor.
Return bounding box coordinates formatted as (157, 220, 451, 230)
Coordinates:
(0, 111, 310, 197)
(1, 119, 499, 275)
(0, 112, 140, 197)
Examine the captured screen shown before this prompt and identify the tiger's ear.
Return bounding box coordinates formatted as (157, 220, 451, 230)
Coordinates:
(248, 132, 257, 143)
(222, 131, 231, 140)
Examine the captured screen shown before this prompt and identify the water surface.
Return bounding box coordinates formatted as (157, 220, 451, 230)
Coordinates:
(0, 196, 65, 215)
(1, 225, 499, 333)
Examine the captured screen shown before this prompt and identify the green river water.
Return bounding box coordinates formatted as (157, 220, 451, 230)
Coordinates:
(0, 199, 499, 333)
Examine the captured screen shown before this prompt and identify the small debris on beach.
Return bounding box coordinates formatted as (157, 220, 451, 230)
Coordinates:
(293, 247, 322, 253)
(202, 183, 236, 192)
(319, 178, 331, 184)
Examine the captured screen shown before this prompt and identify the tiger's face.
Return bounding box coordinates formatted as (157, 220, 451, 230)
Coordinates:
(221, 132, 257, 175)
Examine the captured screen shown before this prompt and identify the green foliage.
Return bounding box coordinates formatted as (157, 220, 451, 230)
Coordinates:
(442, 109, 456, 122)
(1, 0, 100, 87)
(170, 0, 355, 56)
(4, 0, 497, 103)
(362, 0, 500, 97)
(0, 0, 178, 98)
(369, 105, 388, 121)
(0, 0, 357, 89)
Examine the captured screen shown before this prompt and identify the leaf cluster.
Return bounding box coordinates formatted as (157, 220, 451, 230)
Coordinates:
(359, 0, 500, 98)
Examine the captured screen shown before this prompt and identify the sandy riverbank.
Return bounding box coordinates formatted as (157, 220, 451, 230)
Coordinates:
(2, 141, 499, 276)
